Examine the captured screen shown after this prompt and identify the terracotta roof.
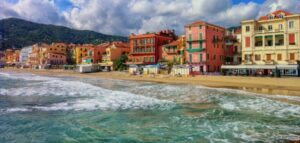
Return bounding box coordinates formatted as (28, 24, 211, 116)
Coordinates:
(112, 42, 130, 49)
(259, 10, 293, 21)
(185, 20, 225, 31)
(163, 40, 180, 47)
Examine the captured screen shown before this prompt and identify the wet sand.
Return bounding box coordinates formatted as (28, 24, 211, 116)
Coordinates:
(2, 68, 300, 96)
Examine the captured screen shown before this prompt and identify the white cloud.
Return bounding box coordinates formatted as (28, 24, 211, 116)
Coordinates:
(1, 0, 300, 36)
(258, 0, 300, 18)
(0, 0, 66, 25)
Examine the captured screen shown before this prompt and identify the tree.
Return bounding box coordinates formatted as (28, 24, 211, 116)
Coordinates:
(113, 54, 128, 71)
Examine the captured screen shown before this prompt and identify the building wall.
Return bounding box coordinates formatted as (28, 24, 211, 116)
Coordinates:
(185, 21, 225, 72)
(128, 32, 174, 65)
(47, 53, 66, 65)
(241, 11, 300, 65)
(20, 46, 33, 65)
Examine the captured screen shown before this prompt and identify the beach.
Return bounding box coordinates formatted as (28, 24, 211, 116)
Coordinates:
(2, 68, 300, 96)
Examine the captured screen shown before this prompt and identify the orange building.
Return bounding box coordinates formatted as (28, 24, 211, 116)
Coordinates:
(161, 35, 186, 64)
(100, 42, 130, 70)
(76, 44, 108, 65)
(127, 30, 177, 65)
(4, 49, 20, 66)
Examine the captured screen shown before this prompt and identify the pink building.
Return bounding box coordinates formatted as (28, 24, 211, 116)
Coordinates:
(185, 20, 225, 74)
(46, 53, 67, 65)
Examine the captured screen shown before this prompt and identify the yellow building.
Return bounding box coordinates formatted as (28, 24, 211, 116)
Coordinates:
(241, 10, 300, 65)
(99, 42, 130, 70)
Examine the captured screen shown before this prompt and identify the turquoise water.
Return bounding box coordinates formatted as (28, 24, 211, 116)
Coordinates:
(0, 72, 300, 143)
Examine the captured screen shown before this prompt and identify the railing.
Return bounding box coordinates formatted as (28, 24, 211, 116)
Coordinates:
(187, 39, 206, 43)
(187, 48, 205, 53)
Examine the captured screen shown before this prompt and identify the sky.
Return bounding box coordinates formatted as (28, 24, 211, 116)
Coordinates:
(1, 0, 300, 36)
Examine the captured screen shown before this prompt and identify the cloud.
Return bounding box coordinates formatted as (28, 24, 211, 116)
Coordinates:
(258, 0, 300, 18)
(1, 0, 300, 36)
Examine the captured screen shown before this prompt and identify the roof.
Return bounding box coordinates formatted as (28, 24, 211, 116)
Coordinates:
(162, 40, 180, 47)
(111, 42, 130, 49)
(259, 10, 293, 21)
(185, 20, 225, 31)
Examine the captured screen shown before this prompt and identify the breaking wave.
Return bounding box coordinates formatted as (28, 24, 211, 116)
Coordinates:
(0, 72, 175, 112)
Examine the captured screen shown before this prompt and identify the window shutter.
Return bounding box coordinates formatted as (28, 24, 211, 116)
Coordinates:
(246, 37, 251, 47)
(289, 34, 295, 44)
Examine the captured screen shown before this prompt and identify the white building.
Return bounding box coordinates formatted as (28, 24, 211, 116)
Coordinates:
(20, 46, 33, 66)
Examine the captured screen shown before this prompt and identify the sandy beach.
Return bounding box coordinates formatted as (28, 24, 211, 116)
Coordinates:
(1, 67, 300, 96)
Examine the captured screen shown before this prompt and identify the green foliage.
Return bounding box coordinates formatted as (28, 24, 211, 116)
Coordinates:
(0, 18, 128, 50)
(113, 54, 128, 71)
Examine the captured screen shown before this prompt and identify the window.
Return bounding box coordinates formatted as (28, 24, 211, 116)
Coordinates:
(265, 35, 273, 46)
(199, 25, 202, 29)
(207, 54, 210, 60)
(255, 54, 261, 61)
(289, 21, 294, 29)
(279, 24, 283, 30)
(189, 26, 192, 31)
(189, 34, 192, 41)
(213, 55, 216, 60)
(246, 26, 250, 32)
(189, 54, 192, 62)
(266, 54, 272, 61)
(255, 36, 263, 47)
(289, 34, 295, 45)
(268, 25, 273, 31)
(258, 26, 263, 31)
(277, 54, 282, 61)
(290, 53, 295, 60)
(246, 37, 251, 47)
(275, 35, 284, 46)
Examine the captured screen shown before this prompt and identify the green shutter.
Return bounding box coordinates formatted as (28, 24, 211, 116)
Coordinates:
(189, 54, 192, 62)
(200, 53, 203, 62)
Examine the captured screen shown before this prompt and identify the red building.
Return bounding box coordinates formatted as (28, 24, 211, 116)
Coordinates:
(185, 20, 225, 73)
(127, 30, 176, 65)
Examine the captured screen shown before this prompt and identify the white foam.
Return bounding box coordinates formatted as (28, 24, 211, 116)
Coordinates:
(0, 72, 175, 112)
(220, 97, 300, 118)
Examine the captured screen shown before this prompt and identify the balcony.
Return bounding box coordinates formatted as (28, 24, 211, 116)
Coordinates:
(187, 39, 206, 43)
(187, 48, 205, 53)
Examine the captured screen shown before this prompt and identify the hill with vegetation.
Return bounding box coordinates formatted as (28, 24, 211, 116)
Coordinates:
(0, 18, 128, 50)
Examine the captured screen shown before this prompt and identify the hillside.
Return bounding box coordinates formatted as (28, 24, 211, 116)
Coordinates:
(0, 18, 128, 50)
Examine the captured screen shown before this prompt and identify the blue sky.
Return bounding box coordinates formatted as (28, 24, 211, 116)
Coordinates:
(1, 0, 299, 35)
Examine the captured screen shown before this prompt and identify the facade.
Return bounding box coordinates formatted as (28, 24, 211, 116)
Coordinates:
(100, 42, 130, 70)
(67, 44, 76, 65)
(75, 44, 108, 65)
(224, 27, 242, 65)
(161, 35, 186, 65)
(185, 20, 226, 74)
(20, 46, 33, 66)
(0, 51, 5, 67)
(241, 10, 300, 76)
(5, 49, 20, 65)
(127, 30, 176, 65)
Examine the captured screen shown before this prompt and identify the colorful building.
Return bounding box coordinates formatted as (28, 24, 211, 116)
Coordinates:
(185, 20, 226, 74)
(0, 51, 5, 67)
(161, 35, 186, 65)
(5, 49, 20, 66)
(127, 30, 176, 65)
(100, 42, 130, 70)
(75, 44, 108, 65)
(20, 46, 33, 66)
(224, 27, 242, 65)
(67, 43, 76, 65)
(241, 10, 300, 76)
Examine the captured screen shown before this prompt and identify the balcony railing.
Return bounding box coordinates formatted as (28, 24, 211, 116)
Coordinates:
(187, 39, 206, 43)
(187, 48, 205, 53)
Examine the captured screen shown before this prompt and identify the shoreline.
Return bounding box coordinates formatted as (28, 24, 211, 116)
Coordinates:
(1, 68, 300, 96)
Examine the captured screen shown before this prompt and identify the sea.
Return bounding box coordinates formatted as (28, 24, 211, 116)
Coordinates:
(0, 71, 300, 143)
